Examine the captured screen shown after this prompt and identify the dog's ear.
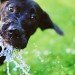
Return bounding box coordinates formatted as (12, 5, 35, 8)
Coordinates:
(38, 11, 64, 35)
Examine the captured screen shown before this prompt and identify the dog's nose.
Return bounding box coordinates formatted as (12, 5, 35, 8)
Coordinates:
(8, 29, 20, 37)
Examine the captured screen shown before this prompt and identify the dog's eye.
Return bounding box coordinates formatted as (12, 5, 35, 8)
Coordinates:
(31, 14, 36, 19)
(29, 8, 37, 20)
(8, 7, 14, 12)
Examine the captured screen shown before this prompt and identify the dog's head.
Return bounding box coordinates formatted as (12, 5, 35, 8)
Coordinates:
(0, 0, 63, 49)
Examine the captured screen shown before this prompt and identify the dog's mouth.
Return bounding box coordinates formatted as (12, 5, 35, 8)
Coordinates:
(1, 31, 27, 49)
(0, 18, 28, 49)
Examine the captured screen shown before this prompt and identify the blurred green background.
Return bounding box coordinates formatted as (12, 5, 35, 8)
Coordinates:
(0, 0, 75, 75)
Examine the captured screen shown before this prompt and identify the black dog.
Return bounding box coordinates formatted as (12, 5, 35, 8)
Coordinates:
(0, 0, 63, 49)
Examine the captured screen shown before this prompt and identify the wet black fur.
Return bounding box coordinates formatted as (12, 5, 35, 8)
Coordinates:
(0, 0, 64, 66)
(0, 0, 64, 49)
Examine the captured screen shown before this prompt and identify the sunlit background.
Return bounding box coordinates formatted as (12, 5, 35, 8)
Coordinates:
(0, 0, 75, 75)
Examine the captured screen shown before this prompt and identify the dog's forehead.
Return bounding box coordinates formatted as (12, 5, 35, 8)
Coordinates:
(8, 0, 32, 10)
(1, 0, 29, 7)
(9, 0, 26, 2)
(1, 0, 27, 2)
(1, 0, 36, 11)
(8, 1, 25, 7)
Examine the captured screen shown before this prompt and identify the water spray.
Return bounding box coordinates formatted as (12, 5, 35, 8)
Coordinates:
(0, 36, 30, 75)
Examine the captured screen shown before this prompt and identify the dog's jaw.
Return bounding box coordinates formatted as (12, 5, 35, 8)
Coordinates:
(1, 28, 28, 49)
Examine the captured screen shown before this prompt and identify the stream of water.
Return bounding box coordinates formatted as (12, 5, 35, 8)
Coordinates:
(0, 36, 30, 75)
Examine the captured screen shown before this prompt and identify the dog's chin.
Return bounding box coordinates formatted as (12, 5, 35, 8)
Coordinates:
(4, 35, 27, 49)
(13, 41, 27, 49)
(11, 40, 27, 49)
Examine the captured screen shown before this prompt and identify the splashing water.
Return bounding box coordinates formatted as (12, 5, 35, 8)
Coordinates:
(0, 36, 30, 75)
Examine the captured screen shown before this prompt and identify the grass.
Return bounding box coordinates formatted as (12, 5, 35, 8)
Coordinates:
(0, 0, 75, 75)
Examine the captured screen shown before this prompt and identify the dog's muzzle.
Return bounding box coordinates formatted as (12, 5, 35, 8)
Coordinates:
(1, 16, 27, 49)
